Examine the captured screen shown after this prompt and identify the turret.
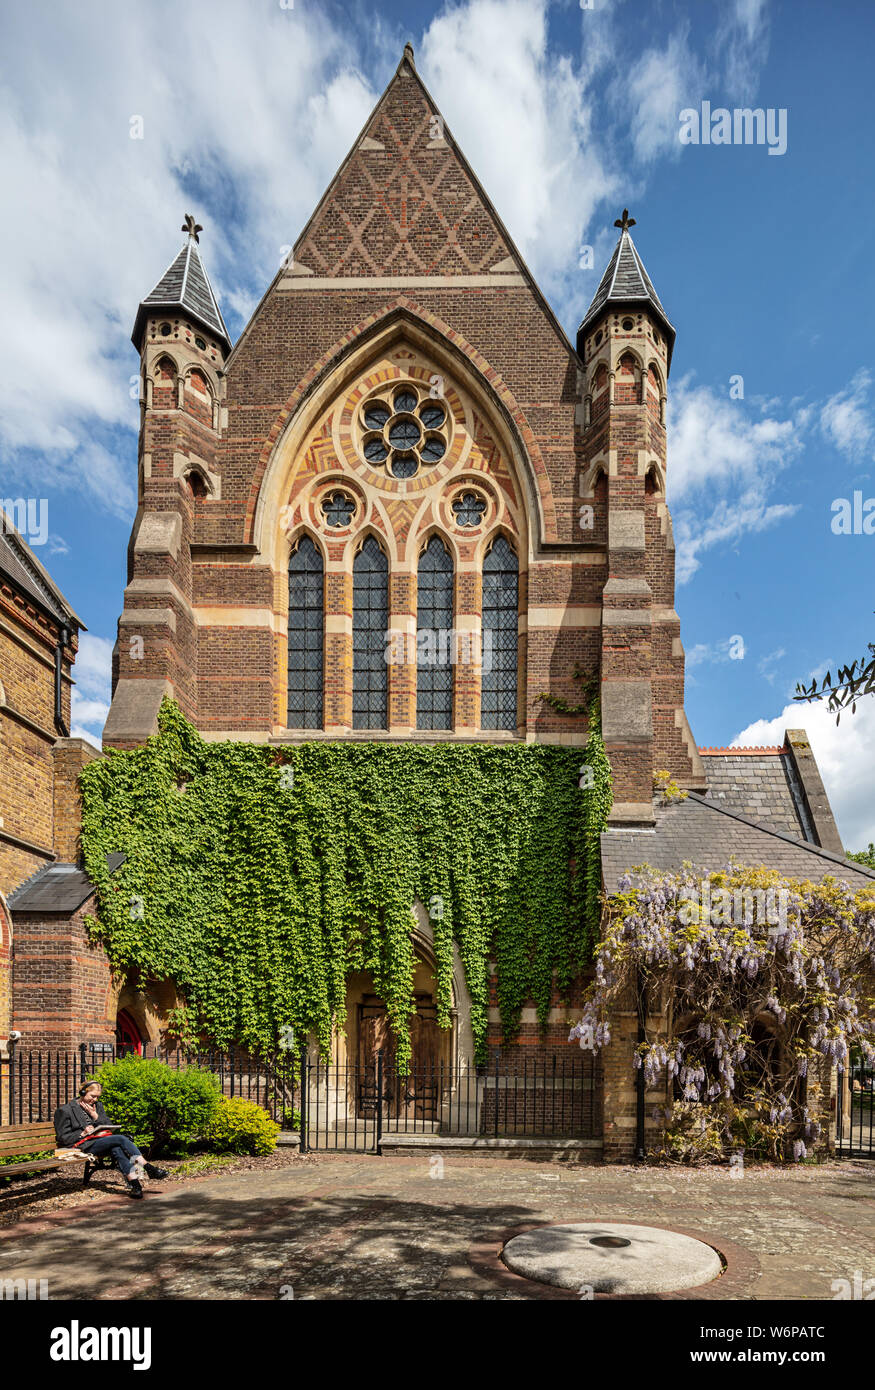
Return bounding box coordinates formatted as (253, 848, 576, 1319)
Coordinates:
(580, 212, 704, 824)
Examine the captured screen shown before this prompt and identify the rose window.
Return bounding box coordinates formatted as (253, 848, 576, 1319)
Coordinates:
(359, 384, 449, 479)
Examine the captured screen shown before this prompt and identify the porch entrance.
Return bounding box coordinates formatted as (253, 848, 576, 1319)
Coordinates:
(357, 993, 442, 1124)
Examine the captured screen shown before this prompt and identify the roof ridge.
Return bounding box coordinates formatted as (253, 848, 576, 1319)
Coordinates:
(179, 239, 192, 305)
(0, 510, 83, 626)
(699, 745, 786, 754)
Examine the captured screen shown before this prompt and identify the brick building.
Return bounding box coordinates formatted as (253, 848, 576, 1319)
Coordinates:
(0, 508, 96, 1047)
(6, 49, 872, 1154)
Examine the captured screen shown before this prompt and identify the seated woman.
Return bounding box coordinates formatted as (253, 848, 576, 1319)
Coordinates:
(54, 1081, 169, 1199)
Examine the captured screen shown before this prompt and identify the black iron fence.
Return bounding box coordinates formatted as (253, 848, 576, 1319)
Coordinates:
(836, 1063, 875, 1157)
(0, 1045, 298, 1130)
(1, 1045, 599, 1153)
(300, 1051, 599, 1153)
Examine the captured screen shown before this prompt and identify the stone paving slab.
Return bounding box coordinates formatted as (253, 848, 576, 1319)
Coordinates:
(0, 1154, 872, 1301)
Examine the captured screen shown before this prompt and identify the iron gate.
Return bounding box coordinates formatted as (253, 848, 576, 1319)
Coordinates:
(299, 1050, 599, 1153)
(836, 1062, 875, 1157)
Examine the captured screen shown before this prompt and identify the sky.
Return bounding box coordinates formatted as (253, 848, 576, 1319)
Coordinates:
(1, 0, 873, 847)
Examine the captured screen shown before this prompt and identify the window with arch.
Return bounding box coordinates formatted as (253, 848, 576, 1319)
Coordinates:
(417, 535, 454, 731)
(353, 536, 389, 730)
(481, 535, 518, 731)
(287, 536, 324, 729)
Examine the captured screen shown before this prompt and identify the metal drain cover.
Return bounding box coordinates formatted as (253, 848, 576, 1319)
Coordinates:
(502, 1222, 722, 1293)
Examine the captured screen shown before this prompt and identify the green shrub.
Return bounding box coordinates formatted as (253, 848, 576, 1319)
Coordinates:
(207, 1097, 279, 1156)
(94, 1056, 221, 1157)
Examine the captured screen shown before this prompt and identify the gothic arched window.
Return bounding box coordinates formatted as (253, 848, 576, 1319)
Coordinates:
(287, 537, 323, 729)
(481, 536, 518, 731)
(417, 536, 454, 731)
(353, 536, 389, 730)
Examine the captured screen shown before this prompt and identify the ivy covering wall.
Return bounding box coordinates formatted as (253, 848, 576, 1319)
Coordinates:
(80, 700, 612, 1064)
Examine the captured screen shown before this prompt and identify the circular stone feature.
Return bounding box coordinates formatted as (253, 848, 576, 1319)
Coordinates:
(502, 1223, 722, 1294)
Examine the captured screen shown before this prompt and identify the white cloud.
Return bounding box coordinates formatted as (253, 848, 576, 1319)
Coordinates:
(70, 633, 114, 744)
(624, 0, 771, 166)
(627, 32, 704, 164)
(686, 635, 746, 667)
(420, 0, 617, 320)
(667, 377, 803, 581)
(757, 647, 786, 684)
(820, 368, 874, 460)
(734, 698, 875, 851)
(0, 1, 375, 514)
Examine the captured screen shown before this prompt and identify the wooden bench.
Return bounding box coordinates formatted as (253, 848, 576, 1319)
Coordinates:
(0, 1123, 114, 1187)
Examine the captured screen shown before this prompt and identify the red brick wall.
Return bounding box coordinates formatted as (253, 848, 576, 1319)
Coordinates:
(11, 901, 116, 1051)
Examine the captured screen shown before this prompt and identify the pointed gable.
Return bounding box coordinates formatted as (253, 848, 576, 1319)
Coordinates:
(294, 50, 522, 279)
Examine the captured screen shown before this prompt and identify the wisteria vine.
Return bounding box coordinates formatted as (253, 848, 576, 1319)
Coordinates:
(569, 864, 875, 1161)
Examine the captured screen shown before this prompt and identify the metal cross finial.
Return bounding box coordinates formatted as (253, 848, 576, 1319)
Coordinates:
(182, 213, 203, 243)
(614, 209, 636, 233)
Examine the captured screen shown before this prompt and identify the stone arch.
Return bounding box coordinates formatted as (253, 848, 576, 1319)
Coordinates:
(646, 360, 664, 395)
(414, 521, 460, 569)
(181, 360, 221, 397)
(616, 345, 645, 374)
(182, 464, 212, 499)
(246, 300, 554, 557)
(591, 361, 609, 395)
(478, 522, 520, 566)
(410, 899, 475, 1064)
(644, 460, 666, 498)
(152, 352, 179, 380)
(284, 522, 329, 569)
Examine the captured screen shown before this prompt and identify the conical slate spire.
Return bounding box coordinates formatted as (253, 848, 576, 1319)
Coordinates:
(132, 215, 231, 352)
(578, 216, 675, 365)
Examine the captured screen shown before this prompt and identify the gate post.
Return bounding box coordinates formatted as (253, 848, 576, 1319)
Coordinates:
(376, 1050, 383, 1156)
(298, 1044, 308, 1154)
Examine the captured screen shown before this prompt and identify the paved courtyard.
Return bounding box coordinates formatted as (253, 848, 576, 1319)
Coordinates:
(0, 1154, 873, 1301)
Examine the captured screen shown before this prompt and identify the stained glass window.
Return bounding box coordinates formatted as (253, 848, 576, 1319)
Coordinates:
(287, 537, 323, 729)
(481, 536, 518, 731)
(452, 491, 487, 527)
(352, 536, 389, 730)
(322, 491, 356, 528)
(358, 382, 451, 478)
(417, 536, 454, 731)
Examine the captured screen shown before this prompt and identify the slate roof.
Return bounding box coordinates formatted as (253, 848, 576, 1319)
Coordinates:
(0, 512, 83, 627)
(578, 229, 676, 366)
(7, 853, 125, 914)
(131, 237, 230, 351)
(700, 751, 816, 842)
(601, 794, 875, 894)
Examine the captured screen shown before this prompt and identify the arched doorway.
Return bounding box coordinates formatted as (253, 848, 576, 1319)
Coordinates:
(116, 1008, 144, 1056)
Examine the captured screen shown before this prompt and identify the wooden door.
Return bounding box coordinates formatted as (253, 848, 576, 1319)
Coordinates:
(357, 995, 443, 1123)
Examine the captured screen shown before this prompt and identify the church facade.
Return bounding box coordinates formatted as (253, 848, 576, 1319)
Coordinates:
(103, 44, 697, 823)
(4, 47, 871, 1158)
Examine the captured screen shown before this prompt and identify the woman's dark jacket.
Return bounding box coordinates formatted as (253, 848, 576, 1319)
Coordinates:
(53, 1099, 114, 1149)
